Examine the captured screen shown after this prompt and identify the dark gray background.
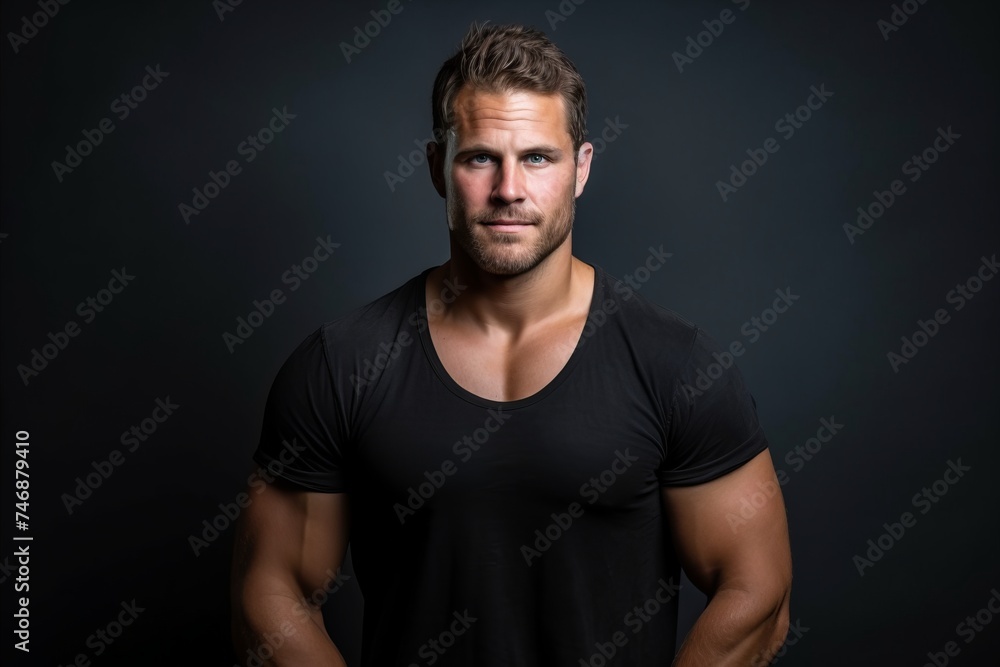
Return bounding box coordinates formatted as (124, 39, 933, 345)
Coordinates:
(2, 1, 998, 665)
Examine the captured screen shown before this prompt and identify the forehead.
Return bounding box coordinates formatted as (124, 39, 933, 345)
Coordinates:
(450, 87, 571, 146)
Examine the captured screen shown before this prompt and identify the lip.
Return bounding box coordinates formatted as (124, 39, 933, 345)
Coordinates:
(482, 221, 534, 232)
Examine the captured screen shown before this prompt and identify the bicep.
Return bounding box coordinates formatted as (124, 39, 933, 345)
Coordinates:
(661, 449, 791, 598)
(232, 479, 350, 608)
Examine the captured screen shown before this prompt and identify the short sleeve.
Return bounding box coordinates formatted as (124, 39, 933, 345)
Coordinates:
(252, 326, 349, 492)
(658, 328, 769, 486)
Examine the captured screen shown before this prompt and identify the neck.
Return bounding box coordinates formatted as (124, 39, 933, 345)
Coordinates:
(430, 240, 591, 337)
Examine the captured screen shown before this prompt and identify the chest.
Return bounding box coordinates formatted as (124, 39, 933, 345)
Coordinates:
(428, 315, 587, 403)
(351, 345, 669, 518)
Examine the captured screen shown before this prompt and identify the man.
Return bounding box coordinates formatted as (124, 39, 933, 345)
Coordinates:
(231, 22, 791, 667)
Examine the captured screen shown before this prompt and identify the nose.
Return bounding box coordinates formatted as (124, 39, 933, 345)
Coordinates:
(492, 159, 527, 205)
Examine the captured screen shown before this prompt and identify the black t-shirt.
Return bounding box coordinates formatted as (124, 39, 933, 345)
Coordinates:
(253, 263, 769, 666)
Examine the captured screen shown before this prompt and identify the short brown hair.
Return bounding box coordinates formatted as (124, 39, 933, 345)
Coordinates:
(431, 22, 588, 152)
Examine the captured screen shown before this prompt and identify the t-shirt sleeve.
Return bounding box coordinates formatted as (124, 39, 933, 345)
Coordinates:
(658, 327, 770, 486)
(252, 326, 349, 492)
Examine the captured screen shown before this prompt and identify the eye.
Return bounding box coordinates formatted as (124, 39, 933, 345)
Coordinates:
(469, 154, 493, 164)
(526, 154, 548, 164)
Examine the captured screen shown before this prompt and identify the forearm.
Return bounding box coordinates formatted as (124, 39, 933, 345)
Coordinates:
(671, 587, 789, 667)
(234, 590, 348, 667)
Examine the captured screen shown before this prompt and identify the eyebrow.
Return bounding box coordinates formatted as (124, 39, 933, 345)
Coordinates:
(454, 144, 566, 158)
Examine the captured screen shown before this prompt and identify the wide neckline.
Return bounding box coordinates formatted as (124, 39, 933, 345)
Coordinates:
(415, 262, 605, 410)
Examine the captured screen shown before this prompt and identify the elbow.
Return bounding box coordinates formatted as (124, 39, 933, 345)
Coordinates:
(770, 599, 791, 653)
(765, 552, 793, 651)
(769, 573, 792, 641)
(754, 583, 792, 666)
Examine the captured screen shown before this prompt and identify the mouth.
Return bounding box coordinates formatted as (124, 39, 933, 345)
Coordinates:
(481, 219, 535, 232)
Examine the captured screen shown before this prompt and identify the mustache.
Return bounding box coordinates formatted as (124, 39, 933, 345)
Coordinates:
(470, 208, 543, 224)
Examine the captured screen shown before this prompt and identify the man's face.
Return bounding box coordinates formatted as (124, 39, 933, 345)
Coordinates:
(434, 88, 592, 276)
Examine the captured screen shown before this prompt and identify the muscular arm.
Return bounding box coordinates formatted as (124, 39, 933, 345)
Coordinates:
(662, 449, 792, 667)
(230, 478, 351, 666)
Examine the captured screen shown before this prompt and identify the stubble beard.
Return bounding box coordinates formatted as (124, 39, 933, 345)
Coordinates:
(446, 186, 577, 277)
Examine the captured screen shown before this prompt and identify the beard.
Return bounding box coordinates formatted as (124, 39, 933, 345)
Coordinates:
(446, 186, 577, 277)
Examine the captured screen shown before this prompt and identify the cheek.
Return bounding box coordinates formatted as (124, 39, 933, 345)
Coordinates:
(449, 171, 488, 203)
(533, 169, 574, 202)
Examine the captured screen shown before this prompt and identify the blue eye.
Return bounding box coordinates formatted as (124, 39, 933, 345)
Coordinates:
(527, 154, 547, 164)
(471, 154, 492, 164)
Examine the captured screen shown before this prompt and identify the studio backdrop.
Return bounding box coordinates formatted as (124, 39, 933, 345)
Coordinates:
(1, 1, 998, 665)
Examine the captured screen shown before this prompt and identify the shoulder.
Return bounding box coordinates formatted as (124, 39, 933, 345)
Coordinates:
(278, 269, 427, 374)
(593, 266, 755, 404)
(594, 265, 702, 368)
(322, 270, 425, 341)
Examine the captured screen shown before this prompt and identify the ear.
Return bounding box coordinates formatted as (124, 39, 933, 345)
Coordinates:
(574, 141, 594, 198)
(427, 139, 446, 199)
